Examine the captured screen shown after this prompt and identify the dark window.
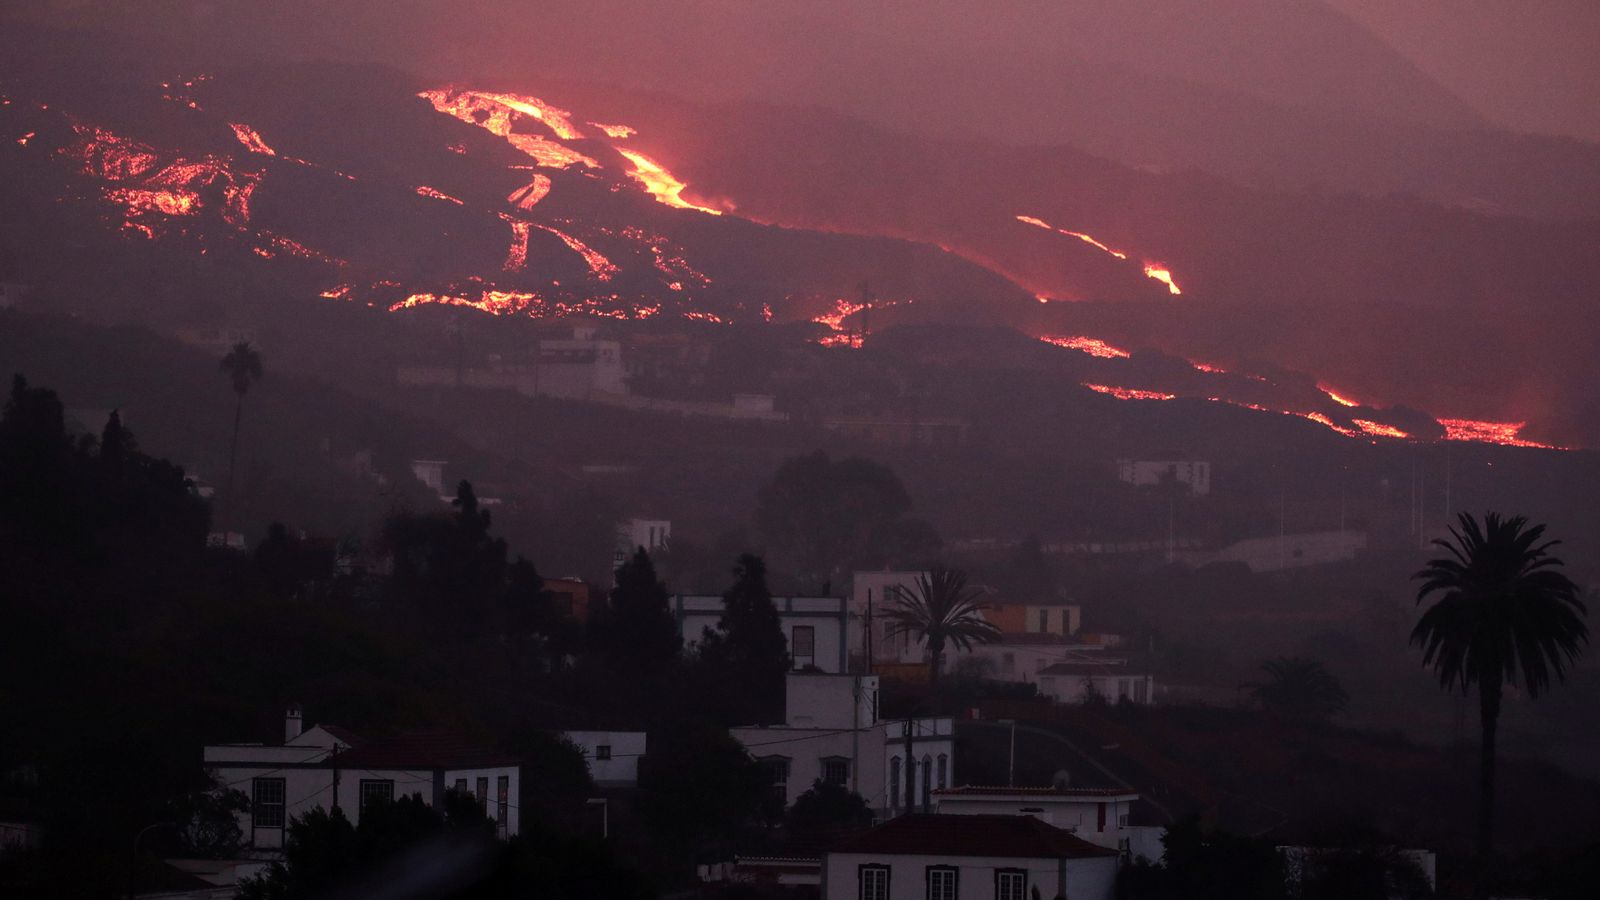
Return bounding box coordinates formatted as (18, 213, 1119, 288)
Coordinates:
(358, 779, 393, 810)
(937, 754, 948, 790)
(927, 866, 958, 900)
(822, 756, 850, 786)
(760, 756, 791, 807)
(496, 776, 509, 830)
(996, 869, 1027, 900)
(252, 777, 286, 829)
(920, 756, 932, 809)
(889, 756, 901, 810)
(791, 625, 816, 668)
(454, 778, 467, 795)
(596, 744, 612, 761)
(860, 864, 890, 900)
(476, 777, 488, 807)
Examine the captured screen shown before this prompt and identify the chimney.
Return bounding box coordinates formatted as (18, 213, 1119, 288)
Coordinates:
(285, 704, 303, 743)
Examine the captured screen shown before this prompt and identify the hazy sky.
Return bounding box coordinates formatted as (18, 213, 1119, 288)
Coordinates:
(1329, 0, 1600, 142)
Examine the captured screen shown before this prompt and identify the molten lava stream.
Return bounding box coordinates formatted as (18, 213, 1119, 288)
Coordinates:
(615, 149, 722, 215)
(1039, 335, 1130, 359)
(1437, 418, 1557, 449)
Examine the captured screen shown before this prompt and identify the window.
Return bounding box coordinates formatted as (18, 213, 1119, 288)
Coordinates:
(453, 778, 467, 795)
(595, 744, 612, 761)
(888, 756, 901, 810)
(791, 626, 816, 669)
(920, 756, 932, 809)
(996, 869, 1027, 900)
(936, 754, 948, 790)
(926, 866, 958, 900)
(760, 756, 791, 808)
(476, 776, 488, 807)
(358, 779, 394, 810)
(496, 776, 509, 830)
(1133, 678, 1148, 704)
(860, 865, 890, 900)
(822, 756, 850, 786)
(252, 777, 286, 829)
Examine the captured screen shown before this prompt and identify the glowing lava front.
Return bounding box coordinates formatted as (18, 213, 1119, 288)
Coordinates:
(1438, 419, 1557, 449)
(1040, 335, 1131, 359)
(1016, 214, 1183, 295)
(615, 149, 722, 215)
(1084, 383, 1175, 401)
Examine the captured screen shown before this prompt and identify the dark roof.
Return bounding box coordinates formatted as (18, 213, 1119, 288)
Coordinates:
(334, 731, 520, 770)
(319, 724, 363, 746)
(935, 785, 1138, 799)
(828, 814, 1118, 860)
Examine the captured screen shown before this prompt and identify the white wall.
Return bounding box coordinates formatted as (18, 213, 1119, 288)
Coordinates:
(677, 596, 850, 673)
(563, 731, 646, 786)
(822, 852, 1117, 900)
(786, 674, 880, 729)
(849, 572, 929, 666)
(734, 724, 889, 809)
(883, 720, 957, 814)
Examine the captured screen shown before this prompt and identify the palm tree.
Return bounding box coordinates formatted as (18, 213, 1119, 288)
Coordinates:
(884, 567, 1001, 694)
(1249, 657, 1348, 719)
(1413, 511, 1587, 891)
(219, 341, 263, 525)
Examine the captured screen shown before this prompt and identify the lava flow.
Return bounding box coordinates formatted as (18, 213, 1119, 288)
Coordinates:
(1040, 335, 1131, 359)
(615, 148, 723, 215)
(1016, 214, 1183, 296)
(416, 185, 464, 204)
(1438, 418, 1557, 449)
(1319, 384, 1361, 407)
(228, 123, 276, 156)
(418, 88, 599, 169)
(1085, 383, 1176, 401)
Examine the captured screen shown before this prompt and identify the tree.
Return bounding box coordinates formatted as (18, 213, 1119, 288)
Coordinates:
(593, 548, 681, 680)
(786, 779, 872, 851)
(883, 567, 1001, 694)
(755, 450, 939, 585)
(636, 720, 767, 861)
(1249, 657, 1349, 720)
(1412, 511, 1588, 893)
(699, 554, 789, 725)
(168, 778, 249, 858)
(383, 480, 509, 632)
(218, 341, 263, 526)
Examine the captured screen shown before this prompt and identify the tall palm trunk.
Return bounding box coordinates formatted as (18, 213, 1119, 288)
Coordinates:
(1476, 679, 1501, 898)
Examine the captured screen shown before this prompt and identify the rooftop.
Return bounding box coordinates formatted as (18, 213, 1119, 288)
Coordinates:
(828, 814, 1118, 860)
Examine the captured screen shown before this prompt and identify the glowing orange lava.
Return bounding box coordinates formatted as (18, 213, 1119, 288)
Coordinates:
(419, 88, 598, 169)
(615, 148, 722, 215)
(502, 218, 531, 271)
(1084, 384, 1175, 401)
(416, 185, 464, 204)
(1437, 418, 1556, 449)
(1040, 335, 1131, 359)
(229, 123, 276, 156)
(533, 223, 619, 281)
(1142, 264, 1182, 296)
(507, 174, 552, 209)
(1319, 385, 1360, 407)
(1353, 419, 1408, 439)
(1017, 213, 1183, 295)
(1298, 412, 1360, 437)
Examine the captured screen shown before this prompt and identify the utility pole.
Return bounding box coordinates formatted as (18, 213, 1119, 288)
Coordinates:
(851, 675, 862, 796)
(864, 588, 874, 675)
(904, 717, 916, 814)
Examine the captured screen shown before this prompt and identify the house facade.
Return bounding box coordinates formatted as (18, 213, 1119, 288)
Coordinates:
(675, 594, 850, 673)
(1037, 659, 1156, 706)
(933, 786, 1164, 861)
(822, 814, 1118, 900)
(1117, 459, 1211, 496)
(203, 709, 524, 850)
(732, 674, 954, 814)
(562, 731, 646, 787)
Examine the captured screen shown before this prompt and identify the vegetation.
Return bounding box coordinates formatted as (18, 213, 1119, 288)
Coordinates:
(218, 340, 263, 527)
(1249, 658, 1349, 720)
(1412, 511, 1589, 893)
(696, 553, 790, 725)
(883, 567, 1001, 694)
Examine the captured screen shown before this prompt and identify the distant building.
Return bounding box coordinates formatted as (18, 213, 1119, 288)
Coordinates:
(849, 571, 930, 670)
(203, 708, 525, 849)
(731, 673, 954, 814)
(176, 325, 257, 354)
(1118, 459, 1211, 496)
(823, 814, 1119, 900)
(822, 414, 969, 447)
(561, 731, 646, 787)
(614, 518, 670, 567)
(409, 459, 448, 497)
(673, 594, 850, 672)
(1178, 530, 1366, 573)
(934, 786, 1165, 862)
(545, 577, 594, 623)
(395, 327, 627, 401)
(1037, 656, 1156, 705)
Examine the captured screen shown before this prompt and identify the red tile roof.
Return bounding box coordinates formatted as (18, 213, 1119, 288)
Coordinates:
(828, 814, 1118, 859)
(333, 731, 521, 770)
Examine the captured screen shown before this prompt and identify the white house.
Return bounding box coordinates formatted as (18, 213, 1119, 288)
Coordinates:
(203, 709, 524, 850)
(933, 786, 1164, 861)
(410, 459, 449, 497)
(562, 731, 646, 787)
(395, 327, 627, 401)
(1036, 658, 1156, 706)
(614, 517, 670, 566)
(822, 814, 1119, 900)
(732, 673, 954, 814)
(1117, 460, 1211, 497)
(1177, 530, 1366, 573)
(849, 571, 932, 669)
(674, 594, 850, 672)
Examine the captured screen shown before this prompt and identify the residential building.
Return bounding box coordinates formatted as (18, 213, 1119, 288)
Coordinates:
(203, 708, 524, 850)
(984, 601, 1080, 639)
(409, 459, 448, 497)
(1036, 657, 1156, 706)
(674, 594, 850, 672)
(545, 577, 594, 623)
(933, 786, 1164, 861)
(1117, 459, 1211, 497)
(614, 517, 670, 567)
(822, 814, 1118, 900)
(849, 571, 930, 670)
(562, 731, 646, 787)
(394, 327, 628, 401)
(732, 673, 954, 815)
(821, 414, 970, 447)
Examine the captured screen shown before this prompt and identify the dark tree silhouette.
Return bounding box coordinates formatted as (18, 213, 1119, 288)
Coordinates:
(218, 341, 263, 526)
(1413, 511, 1588, 893)
(595, 548, 681, 680)
(1250, 657, 1349, 719)
(883, 567, 1001, 695)
(698, 554, 790, 725)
